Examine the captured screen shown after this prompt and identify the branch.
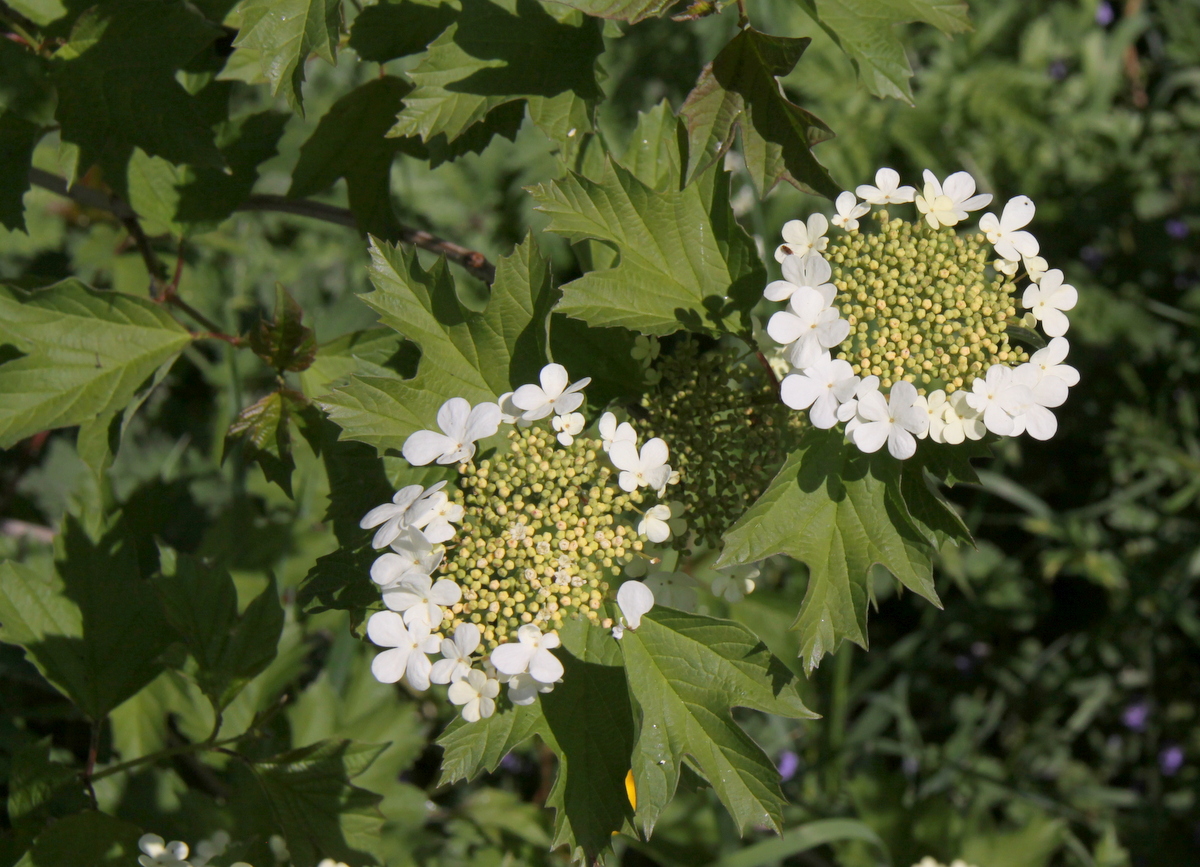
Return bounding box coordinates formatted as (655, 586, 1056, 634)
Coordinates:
(1, 518, 55, 544)
(27, 170, 497, 286)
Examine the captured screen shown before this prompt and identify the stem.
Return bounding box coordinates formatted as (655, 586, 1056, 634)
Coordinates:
(756, 350, 781, 393)
(736, 0, 749, 28)
(83, 720, 101, 809)
(88, 732, 246, 784)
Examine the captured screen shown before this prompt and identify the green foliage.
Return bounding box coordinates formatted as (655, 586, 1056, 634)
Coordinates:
(718, 429, 942, 673)
(532, 132, 765, 335)
(320, 234, 553, 451)
(232, 0, 340, 115)
(680, 27, 839, 198)
(621, 609, 816, 836)
(0, 281, 191, 449)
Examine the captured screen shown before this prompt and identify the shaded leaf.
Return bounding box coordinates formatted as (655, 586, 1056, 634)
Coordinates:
(290, 77, 429, 238)
(387, 0, 603, 147)
(531, 130, 765, 336)
(348, 0, 457, 63)
(51, 0, 224, 193)
(620, 608, 817, 838)
(6, 739, 88, 829)
(794, 0, 971, 103)
(716, 428, 941, 673)
(0, 38, 56, 125)
(680, 27, 839, 198)
(232, 0, 340, 115)
(153, 554, 284, 710)
(549, 0, 679, 24)
(175, 110, 289, 226)
(224, 389, 310, 496)
(0, 280, 191, 449)
(0, 518, 175, 719)
(319, 233, 554, 452)
(0, 112, 41, 231)
(14, 810, 143, 867)
(250, 285, 317, 373)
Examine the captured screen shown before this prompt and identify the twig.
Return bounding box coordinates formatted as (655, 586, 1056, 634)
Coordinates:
(84, 721, 101, 809)
(1, 518, 55, 543)
(756, 350, 781, 393)
(235, 195, 497, 284)
(0, 0, 40, 46)
(28, 169, 498, 284)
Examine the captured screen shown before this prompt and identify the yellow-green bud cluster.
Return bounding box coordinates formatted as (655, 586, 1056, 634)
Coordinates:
(640, 340, 801, 549)
(825, 210, 1028, 394)
(437, 426, 645, 651)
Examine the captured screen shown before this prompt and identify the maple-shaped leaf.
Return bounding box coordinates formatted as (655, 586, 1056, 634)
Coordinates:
(250, 284, 317, 374)
(680, 27, 839, 199)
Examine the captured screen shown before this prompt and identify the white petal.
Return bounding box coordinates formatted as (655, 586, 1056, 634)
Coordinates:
(428, 578, 463, 606)
(780, 219, 809, 246)
(1000, 195, 1035, 230)
(767, 310, 805, 345)
(528, 647, 564, 683)
(402, 430, 452, 466)
(490, 641, 535, 676)
(764, 280, 795, 302)
(886, 426, 917, 460)
(454, 622, 481, 655)
(1024, 405, 1057, 440)
(405, 652, 433, 691)
(617, 580, 654, 629)
(436, 397, 471, 439)
(639, 437, 669, 469)
(371, 647, 409, 683)
(808, 393, 840, 429)
(429, 657, 458, 685)
(780, 374, 820, 410)
(982, 403, 1015, 436)
(1040, 307, 1071, 337)
(853, 420, 891, 453)
(464, 402, 502, 442)
(608, 440, 640, 472)
(367, 611, 408, 648)
(511, 383, 551, 417)
(539, 363, 570, 397)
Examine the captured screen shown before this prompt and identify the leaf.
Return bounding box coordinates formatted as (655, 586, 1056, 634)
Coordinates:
(548, 315, 645, 408)
(14, 810, 144, 867)
(0, 281, 191, 450)
(51, 0, 225, 192)
(716, 428, 941, 673)
(0, 113, 41, 231)
(387, 0, 603, 146)
(679, 27, 839, 199)
(298, 328, 418, 400)
(347, 0, 457, 63)
(0, 38, 56, 125)
(240, 740, 386, 867)
(224, 389, 308, 496)
(899, 460, 972, 548)
(319, 233, 554, 452)
(531, 139, 766, 336)
(620, 100, 682, 191)
(231, 0, 340, 115)
(0, 518, 175, 719)
(290, 77, 429, 238)
(439, 644, 636, 863)
(548, 0, 678, 24)
(793, 0, 971, 103)
(6, 739, 89, 829)
(153, 554, 284, 710)
(251, 285, 318, 373)
(620, 609, 817, 838)
(174, 110, 289, 226)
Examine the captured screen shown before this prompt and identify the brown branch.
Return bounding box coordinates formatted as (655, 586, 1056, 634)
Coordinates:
(1, 518, 55, 543)
(235, 194, 497, 284)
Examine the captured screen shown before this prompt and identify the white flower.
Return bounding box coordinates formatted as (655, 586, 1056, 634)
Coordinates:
(831, 191, 870, 230)
(614, 580, 655, 635)
(507, 671, 555, 705)
(780, 357, 858, 428)
(1028, 337, 1079, 387)
(370, 526, 444, 587)
(552, 411, 585, 445)
(764, 252, 836, 304)
(599, 411, 637, 451)
(490, 624, 563, 683)
(430, 622, 481, 684)
(512, 363, 590, 420)
(947, 390, 987, 441)
(637, 501, 686, 543)
(994, 257, 1019, 276)
(403, 398, 502, 465)
(447, 669, 500, 722)
(1013, 361, 1069, 409)
(1022, 269, 1077, 337)
(913, 389, 947, 441)
(1004, 380, 1058, 441)
(774, 213, 829, 262)
(497, 391, 530, 426)
(711, 564, 759, 602)
(359, 481, 447, 549)
(915, 170, 992, 229)
(851, 380, 929, 460)
(412, 491, 464, 544)
(767, 288, 851, 370)
(609, 437, 671, 492)
(1023, 254, 1049, 282)
(139, 835, 190, 867)
(382, 573, 462, 628)
(838, 375, 880, 435)
(964, 363, 1033, 436)
(367, 611, 440, 688)
(644, 571, 697, 611)
(855, 167, 915, 205)
(979, 196, 1038, 261)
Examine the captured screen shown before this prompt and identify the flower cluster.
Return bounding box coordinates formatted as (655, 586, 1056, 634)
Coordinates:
(767, 168, 1080, 459)
(359, 365, 680, 722)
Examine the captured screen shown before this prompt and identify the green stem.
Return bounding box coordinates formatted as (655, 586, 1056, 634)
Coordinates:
(88, 732, 245, 784)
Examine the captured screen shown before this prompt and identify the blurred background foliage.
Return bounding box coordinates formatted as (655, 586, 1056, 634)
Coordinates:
(2, 0, 1199, 865)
